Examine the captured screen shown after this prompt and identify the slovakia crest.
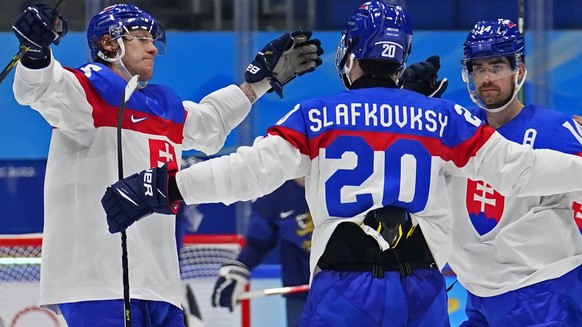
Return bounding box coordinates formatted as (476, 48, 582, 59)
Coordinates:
(149, 139, 177, 170)
(466, 180, 505, 235)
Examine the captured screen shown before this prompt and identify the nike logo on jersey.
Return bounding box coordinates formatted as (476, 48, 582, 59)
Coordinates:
(131, 115, 147, 123)
(280, 210, 295, 219)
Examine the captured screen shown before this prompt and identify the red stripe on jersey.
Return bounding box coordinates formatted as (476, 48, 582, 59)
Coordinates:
(66, 68, 184, 145)
(445, 125, 496, 167)
(267, 126, 311, 156)
(268, 124, 495, 166)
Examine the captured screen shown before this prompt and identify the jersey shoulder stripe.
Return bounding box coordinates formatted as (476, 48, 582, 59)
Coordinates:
(66, 67, 184, 144)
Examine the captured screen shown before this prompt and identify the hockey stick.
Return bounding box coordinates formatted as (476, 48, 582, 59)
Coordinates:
(517, 0, 526, 103)
(0, 44, 29, 85)
(117, 74, 141, 327)
(238, 284, 309, 300)
(0, 0, 64, 85)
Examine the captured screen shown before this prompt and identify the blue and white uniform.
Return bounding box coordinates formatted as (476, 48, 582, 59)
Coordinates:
(13, 56, 252, 310)
(175, 84, 582, 326)
(447, 105, 582, 326)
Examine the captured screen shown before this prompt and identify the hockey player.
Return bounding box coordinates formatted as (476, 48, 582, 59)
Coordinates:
(102, 2, 582, 326)
(445, 19, 582, 326)
(11, 2, 322, 326)
(211, 178, 311, 327)
(401, 19, 582, 326)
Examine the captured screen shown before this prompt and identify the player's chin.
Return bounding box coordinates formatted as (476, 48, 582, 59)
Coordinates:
(478, 93, 498, 104)
(138, 66, 155, 81)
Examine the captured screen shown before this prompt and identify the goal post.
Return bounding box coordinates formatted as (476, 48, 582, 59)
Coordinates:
(0, 235, 60, 327)
(0, 234, 249, 327)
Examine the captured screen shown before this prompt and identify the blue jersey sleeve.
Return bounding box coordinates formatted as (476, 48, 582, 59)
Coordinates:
(237, 209, 279, 269)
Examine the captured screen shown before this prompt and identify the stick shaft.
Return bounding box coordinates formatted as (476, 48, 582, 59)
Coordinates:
(0, 45, 28, 84)
(117, 75, 140, 327)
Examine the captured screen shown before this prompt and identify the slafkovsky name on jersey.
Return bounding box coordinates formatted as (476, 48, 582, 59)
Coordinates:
(308, 102, 449, 137)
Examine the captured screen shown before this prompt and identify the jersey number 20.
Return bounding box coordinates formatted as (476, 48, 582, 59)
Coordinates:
(325, 135, 431, 218)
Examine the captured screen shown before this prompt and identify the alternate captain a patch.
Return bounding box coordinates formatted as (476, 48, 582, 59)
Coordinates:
(466, 179, 505, 235)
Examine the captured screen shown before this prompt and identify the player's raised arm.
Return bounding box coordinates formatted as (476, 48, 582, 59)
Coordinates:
(181, 30, 323, 155)
(240, 30, 324, 103)
(11, 3, 67, 65)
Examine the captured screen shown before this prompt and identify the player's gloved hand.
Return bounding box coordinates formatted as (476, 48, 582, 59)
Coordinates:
(399, 55, 448, 98)
(101, 163, 179, 233)
(12, 3, 68, 59)
(211, 261, 250, 312)
(245, 30, 324, 98)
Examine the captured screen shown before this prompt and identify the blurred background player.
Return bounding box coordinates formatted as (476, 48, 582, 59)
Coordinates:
(401, 19, 582, 326)
(102, 2, 582, 326)
(11, 2, 322, 326)
(211, 178, 312, 327)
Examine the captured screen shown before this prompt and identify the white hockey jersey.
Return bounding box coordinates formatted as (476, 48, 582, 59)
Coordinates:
(13, 56, 252, 308)
(175, 87, 582, 280)
(447, 105, 582, 297)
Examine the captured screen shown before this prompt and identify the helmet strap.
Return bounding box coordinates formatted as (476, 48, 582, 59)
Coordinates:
(469, 68, 527, 113)
(395, 63, 406, 80)
(341, 53, 356, 90)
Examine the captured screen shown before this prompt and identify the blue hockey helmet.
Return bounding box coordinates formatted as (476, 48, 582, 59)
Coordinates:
(462, 19, 524, 69)
(87, 4, 166, 60)
(335, 1, 412, 78)
(462, 19, 526, 113)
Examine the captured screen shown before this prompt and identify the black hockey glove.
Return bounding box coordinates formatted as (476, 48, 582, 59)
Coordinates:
(211, 261, 250, 312)
(12, 3, 68, 59)
(245, 30, 324, 98)
(101, 163, 179, 233)
(399, 55, 448, 98)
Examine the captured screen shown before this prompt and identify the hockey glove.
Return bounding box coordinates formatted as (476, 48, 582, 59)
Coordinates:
(399, 55, 448, 98)
(245, 30, 324, 98)
(12, 3, 68, 59)
(101, 163, 179, 233)
(211, 261, 250, 312)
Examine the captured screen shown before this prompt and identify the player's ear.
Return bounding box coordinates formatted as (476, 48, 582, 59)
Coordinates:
(100, 35, 120, 55)
(517, 62, 526, 80)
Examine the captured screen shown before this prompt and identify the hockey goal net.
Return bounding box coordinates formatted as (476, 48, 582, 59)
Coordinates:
(0, 234, 249, 327)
